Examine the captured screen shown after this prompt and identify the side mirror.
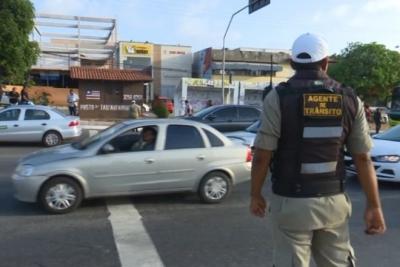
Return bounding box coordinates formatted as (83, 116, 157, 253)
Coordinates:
(206, 114, 216, 121)
(102, 143, 115, 154)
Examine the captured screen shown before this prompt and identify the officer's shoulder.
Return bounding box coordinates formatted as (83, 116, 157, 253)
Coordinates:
(327, 78, 356, 96)
(274, 82, 290, 96)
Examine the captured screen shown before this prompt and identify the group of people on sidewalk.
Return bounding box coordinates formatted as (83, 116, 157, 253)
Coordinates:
(1, 86, 31, 105)
(129, 98, 199, 119)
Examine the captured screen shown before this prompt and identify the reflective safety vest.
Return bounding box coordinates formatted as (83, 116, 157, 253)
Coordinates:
(272, 77, 358, 197)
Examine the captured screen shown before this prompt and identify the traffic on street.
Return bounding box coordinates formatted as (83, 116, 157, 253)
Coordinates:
(0, 141, 399, 266)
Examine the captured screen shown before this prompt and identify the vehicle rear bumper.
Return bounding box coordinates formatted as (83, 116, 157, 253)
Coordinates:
(62, 127, 82, 139)
(230, 162, 252, 184)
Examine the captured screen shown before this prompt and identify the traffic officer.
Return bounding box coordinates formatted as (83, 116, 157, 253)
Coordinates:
(250, 33, 386, 267)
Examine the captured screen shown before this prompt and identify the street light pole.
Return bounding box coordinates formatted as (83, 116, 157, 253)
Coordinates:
(221, 4, 249, 104)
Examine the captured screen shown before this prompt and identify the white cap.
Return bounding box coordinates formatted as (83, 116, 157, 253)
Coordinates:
(291, 33, 329, 63)
(131, 100, 136, 103)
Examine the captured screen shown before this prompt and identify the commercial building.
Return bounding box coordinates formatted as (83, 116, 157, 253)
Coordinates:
(31, 13, 117, 88)
(116, 42, 192, 99)
(189, 47, 293, 109)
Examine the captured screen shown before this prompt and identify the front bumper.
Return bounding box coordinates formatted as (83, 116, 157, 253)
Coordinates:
(12, 174, 47, 202)
(345, 157, 400, 182)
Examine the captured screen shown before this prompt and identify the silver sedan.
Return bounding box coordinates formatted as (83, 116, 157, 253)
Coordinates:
(13, 119, 252, 214)
(0, 105, 81, 146)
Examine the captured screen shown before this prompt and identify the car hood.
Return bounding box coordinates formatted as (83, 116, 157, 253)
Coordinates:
(20, 144, 85, 165)
(371, 139, 400, 156)
(225, 131, 256, 147)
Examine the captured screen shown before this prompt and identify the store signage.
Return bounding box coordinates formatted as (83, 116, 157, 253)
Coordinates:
(123, 43, 153, 56)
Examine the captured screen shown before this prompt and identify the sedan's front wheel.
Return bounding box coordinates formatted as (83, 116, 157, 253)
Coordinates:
(39, 177, 83, 214)
(198, 171, 231, 203)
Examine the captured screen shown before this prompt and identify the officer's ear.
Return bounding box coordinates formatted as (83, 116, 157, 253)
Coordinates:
(321, 57, 329, 73)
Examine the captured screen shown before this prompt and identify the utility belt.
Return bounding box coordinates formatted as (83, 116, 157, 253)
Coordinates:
(272, 178, 344, 198)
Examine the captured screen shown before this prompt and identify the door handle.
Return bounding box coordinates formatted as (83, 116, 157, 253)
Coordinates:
(41, 123, 47, 126)
(144, 158, 155, 164)
(13, 124, 19, 127)
(197, 155, 206, 160)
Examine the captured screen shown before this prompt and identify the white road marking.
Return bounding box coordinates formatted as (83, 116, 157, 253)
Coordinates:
(107, 198, 164, 267)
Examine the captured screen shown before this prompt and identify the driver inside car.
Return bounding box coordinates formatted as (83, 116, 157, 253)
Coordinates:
(131, 127, 157, 151)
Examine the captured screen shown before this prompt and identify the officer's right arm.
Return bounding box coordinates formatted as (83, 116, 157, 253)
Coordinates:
(250, 89, 281, 217)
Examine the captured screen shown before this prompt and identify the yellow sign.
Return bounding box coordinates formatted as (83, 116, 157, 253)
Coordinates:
(122, 43, 153, 56)
(303, 94, 343, 117)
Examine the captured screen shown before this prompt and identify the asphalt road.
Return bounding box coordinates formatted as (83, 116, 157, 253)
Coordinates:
(0, 144, 399, 267)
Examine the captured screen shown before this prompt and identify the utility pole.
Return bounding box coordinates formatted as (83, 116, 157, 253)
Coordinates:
(221, 0, 271, 104)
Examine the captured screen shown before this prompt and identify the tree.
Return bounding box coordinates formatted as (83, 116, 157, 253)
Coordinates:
(0, 0, 39, 85)
(329, 42, 400, 101)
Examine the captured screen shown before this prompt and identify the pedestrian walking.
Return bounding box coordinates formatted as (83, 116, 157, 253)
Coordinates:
(67, 89, 79, 116)
(250, 33, 386, 267)
(184, 100, 193, 117)
(373, 108, 382, 134)
(9, 87, 20, 105)
(129, 100, 141, 119)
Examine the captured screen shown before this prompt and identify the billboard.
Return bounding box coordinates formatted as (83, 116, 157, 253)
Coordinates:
(121, 43, 153, 56)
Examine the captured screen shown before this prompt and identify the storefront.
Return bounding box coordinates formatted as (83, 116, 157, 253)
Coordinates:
(70, 67, 152, 119)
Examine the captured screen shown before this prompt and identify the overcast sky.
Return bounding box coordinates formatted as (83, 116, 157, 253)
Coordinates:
(32, 0, 400, 54)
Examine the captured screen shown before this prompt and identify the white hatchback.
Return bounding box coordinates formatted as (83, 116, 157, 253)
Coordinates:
(0, 105, 81, 146)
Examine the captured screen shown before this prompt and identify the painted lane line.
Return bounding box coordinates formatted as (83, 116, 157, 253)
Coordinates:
(107, 199, 164, 267)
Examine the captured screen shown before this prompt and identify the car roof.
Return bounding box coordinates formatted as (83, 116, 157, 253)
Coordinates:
(123, 118, 214, 128)
(4, 105, 53, 110)
(122, 119, 229, 135)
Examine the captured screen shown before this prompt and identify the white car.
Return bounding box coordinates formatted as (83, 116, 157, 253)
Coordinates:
(0, 105, 82, 146)
(224, 120, 259, 148)
(346, 125, 400, 182)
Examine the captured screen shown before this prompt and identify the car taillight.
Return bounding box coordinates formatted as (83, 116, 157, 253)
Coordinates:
(246, 146, 253, 162)
(68, 120, 80, 127)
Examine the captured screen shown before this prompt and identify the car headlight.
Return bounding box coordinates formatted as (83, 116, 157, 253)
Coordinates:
(373, 155, 400, 163)
(16, 164, 35, 176)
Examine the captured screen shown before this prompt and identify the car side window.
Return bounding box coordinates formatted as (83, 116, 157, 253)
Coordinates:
(24, 109, 50, 120)
(165, 125, 205, 150)
(238, 107, 260, 120)
(203, 129, 224, 147)
(0, 109, 21, 121)
(211, 107, 237, 122)
(102, 126, 158, 154)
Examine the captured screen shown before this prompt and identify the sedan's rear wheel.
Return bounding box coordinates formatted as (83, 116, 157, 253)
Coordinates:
(199, 171, 231, 203)
(42, 131, 62, 147)
(39, 177, 82, 214)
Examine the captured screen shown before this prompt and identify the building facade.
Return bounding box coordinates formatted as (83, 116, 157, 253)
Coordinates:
(192, 47, 294, 107)
(117, 41, 192, 99)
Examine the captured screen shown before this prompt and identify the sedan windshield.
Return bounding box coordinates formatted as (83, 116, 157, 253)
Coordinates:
(72, 123, 125, 149)
(374, 125, 400, 142)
